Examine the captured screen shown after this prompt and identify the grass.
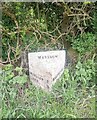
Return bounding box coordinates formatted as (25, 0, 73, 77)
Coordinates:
(0, 63, 96, 119)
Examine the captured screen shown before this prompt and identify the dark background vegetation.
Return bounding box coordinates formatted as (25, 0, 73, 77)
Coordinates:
(0, 2, 97, 119)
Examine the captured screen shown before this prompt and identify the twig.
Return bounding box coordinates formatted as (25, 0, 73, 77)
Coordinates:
(24, 39, 36, 51)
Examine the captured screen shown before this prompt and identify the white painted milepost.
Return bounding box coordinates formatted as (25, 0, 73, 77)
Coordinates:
(28, 50, 66, 92)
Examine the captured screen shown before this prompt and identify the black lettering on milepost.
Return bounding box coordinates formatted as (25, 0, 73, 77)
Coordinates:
(47, 80, 49, 83)
(38, 56, 41, 59)
(37, 55, 58, 59)
(30, 72, 45, 81)
(47, 85, 49, 89)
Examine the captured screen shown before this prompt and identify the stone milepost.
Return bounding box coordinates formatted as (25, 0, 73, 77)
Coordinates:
(28, 50, 66, 92)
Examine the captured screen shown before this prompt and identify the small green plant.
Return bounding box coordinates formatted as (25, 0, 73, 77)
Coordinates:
(3, 64, 28, 85)
(53, 56, 96, 118)
(67, 33, 96, 54)
(1, 64, 28, 119)
(1, 59, 96, 118)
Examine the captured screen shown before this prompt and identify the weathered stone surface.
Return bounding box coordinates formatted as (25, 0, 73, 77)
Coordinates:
(28, 50, 66, 92)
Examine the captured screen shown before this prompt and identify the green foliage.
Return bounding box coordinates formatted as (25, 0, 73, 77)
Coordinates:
(3, 65, 28, 85)
(1, 58, 96, 118)
(74, 58, 95, 88)
(1, 65, 28, 119)
(54, 58, 95, 118)
(2, 3, 64, 61)
(2, 2, 96, 61)
(70, 33, 96, 54)
(1, 2, 96, 119)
